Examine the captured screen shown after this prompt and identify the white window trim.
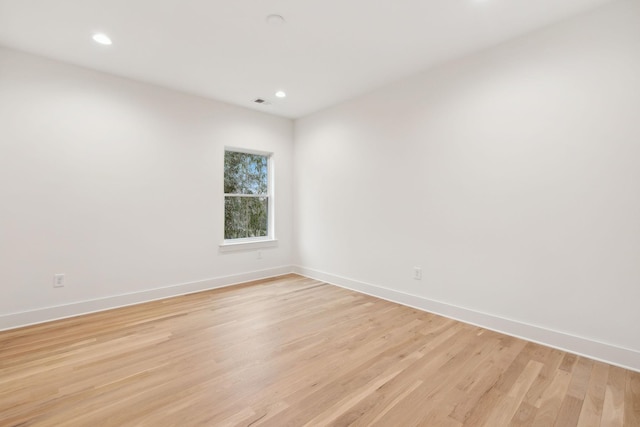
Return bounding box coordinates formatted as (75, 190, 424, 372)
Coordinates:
(220, 147, 275, 251)
(219, 238, 278, 252)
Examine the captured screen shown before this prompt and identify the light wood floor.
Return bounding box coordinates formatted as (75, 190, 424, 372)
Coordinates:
(1, 274, 638, 426)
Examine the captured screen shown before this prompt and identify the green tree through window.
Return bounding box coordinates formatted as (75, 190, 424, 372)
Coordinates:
(224, 150, 270, 240)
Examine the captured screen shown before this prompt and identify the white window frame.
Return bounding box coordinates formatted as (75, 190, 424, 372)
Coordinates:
(219, 147, 277, 252)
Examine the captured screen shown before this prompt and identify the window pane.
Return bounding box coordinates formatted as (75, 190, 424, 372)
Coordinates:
(224, 151, 268, 195)
(224, 196, 268, 239)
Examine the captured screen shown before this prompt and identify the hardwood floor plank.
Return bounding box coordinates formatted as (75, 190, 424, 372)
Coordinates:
(555, 395, 585, 427)
(602, 366, 626, 426)
(522, 348, 565, 408)
(510, 401, 538, 426)
(552, 357, 593, 425)
(0, 274, 637, 427)
(577, 362, 609, 427)
(480, 360, 543, 426)
(624, 371, 640, 426)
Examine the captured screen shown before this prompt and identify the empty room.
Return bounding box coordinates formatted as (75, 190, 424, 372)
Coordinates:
(1, 0, 639, 425)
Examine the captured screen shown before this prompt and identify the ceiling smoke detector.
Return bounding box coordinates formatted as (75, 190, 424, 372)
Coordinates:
(266, 14, 285, 25)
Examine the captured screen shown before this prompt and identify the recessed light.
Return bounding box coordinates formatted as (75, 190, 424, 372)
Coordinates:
(266, 14, 286, 25)
(275, 91, 286, 98)
(92, 33, 112, 45)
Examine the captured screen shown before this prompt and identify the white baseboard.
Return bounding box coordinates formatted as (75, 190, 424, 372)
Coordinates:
(0, 266, 294, 332)
(5, 265, 638, 372)
(293, 266, 640, 373)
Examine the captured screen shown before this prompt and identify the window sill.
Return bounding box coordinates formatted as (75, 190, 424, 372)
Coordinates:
(219, 239, 278, 252)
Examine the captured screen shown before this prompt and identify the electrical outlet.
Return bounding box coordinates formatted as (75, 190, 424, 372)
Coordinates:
(413, 267, 422, 280)
(53, 273, 65, 288)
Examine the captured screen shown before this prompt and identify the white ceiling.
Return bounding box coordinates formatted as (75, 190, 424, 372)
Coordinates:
(0, 0, 617, 118)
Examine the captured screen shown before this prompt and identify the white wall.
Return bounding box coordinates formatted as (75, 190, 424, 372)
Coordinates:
(0, 48, 294, 328)
(294, 0, 640, 369)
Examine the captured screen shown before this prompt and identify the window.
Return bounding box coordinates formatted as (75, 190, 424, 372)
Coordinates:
(223, 149, 273, 243)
